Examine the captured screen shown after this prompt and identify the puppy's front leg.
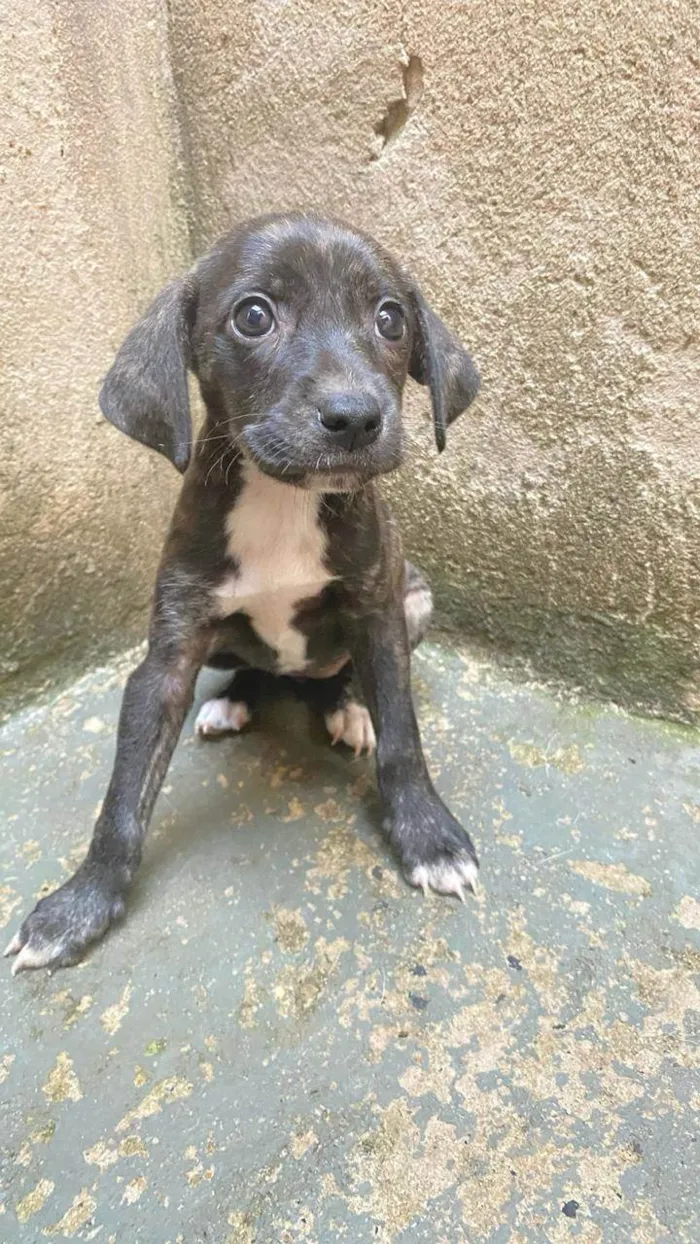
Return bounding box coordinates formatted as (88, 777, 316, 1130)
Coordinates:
(351, 602, 479, 900)
(6, 642, 202, 973)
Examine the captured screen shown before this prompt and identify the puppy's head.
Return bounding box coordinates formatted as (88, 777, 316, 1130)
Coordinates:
(100, 213, 479, 485)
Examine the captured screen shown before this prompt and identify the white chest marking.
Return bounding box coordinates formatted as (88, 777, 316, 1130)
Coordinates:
(213, 464, 333, 673)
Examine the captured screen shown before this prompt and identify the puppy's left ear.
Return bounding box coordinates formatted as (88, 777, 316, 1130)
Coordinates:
(99, 276, 198, 474)
(409, 287, 479, 452)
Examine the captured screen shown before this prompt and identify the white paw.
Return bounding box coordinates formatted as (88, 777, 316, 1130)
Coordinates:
(5, 933, 59, 975)
(407, 855, 479, 902)
(195, 698, 251, 738)
(325, 702, 376, 757)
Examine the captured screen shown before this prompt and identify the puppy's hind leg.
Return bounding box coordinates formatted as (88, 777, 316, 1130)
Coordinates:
(404, 560, 433, 651)
(194, 666, 262, 739)
(302, 564, 431, 759)
(300, 669, 376, 758)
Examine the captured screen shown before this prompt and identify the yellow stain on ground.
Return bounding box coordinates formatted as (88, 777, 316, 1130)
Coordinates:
(100, 983, 133, 1035)
(42, 1053, 82, 1103)
(42, 1189, 96, 1237)
(569, 860, 651, 897)
(116, 1076, 193, 1133)
(675, 895, 700, 930)
(15, 1179, 54, 1224)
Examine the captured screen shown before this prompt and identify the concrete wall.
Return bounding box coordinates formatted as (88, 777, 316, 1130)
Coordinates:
(0, 0, 187, 705)
(2, 0, 699, 718)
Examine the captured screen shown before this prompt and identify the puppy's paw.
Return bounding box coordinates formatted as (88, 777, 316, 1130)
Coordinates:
(325, 702, 376, 757)
(195, 698, 251, 739)
(388, 790, 479, 902)
(5, 866, 125, 975)
(407, 854, 479, 902)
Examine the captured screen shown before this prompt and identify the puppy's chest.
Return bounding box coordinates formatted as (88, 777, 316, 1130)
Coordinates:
(213, 471, 333, 672)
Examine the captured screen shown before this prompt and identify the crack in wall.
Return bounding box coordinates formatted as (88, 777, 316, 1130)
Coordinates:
(371, 54, 424, 160)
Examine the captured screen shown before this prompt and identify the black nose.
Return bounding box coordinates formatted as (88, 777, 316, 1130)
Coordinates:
(317, 392, 382, 450)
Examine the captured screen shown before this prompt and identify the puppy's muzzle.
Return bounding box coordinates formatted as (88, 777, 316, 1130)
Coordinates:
(317, 391, 382, 452)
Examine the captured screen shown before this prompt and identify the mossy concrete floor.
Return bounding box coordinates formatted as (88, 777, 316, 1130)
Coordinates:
(1, 640, 699, 1243)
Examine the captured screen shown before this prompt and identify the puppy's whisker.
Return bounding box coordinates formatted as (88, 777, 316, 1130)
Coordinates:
(204, 446, 229, 487)
(224, 448, 240, 487)
(190, 431, 231, 448)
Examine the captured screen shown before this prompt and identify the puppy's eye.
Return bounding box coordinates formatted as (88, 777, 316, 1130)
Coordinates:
(375, 300, 405, 342)
(232, 297, 275, 338)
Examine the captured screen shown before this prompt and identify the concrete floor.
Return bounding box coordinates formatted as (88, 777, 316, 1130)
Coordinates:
(1, 639, 699, 1243)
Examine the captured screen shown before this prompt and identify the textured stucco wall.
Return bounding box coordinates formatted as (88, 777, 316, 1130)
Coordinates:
(0, 0, 188, 705)
(2, 0, 699, 717)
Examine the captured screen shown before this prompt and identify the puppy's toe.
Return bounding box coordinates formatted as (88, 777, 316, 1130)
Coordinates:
(407, 855, 479, 902)
(325, 702, 376, 757)
(195, 698, 251, 739)
(9, 939, 64, 976)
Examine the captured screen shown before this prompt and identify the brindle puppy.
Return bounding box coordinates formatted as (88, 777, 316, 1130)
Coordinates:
(7, 212, 481, 974)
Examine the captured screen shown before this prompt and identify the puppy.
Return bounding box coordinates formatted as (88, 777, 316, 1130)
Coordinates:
(6, 212, 481, 974)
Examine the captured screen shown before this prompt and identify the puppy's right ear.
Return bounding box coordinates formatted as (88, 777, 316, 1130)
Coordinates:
(99, 276, 197, 473)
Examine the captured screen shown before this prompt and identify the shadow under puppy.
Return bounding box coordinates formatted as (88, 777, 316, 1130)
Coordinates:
(7, 212, 481, 974)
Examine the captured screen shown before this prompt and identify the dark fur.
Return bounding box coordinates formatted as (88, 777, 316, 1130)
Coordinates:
(7, 213, 480, 973)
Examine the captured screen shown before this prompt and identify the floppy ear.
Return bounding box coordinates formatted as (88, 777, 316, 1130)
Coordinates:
(409, 287, 480, 452)
(99, 276, 197, 473)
